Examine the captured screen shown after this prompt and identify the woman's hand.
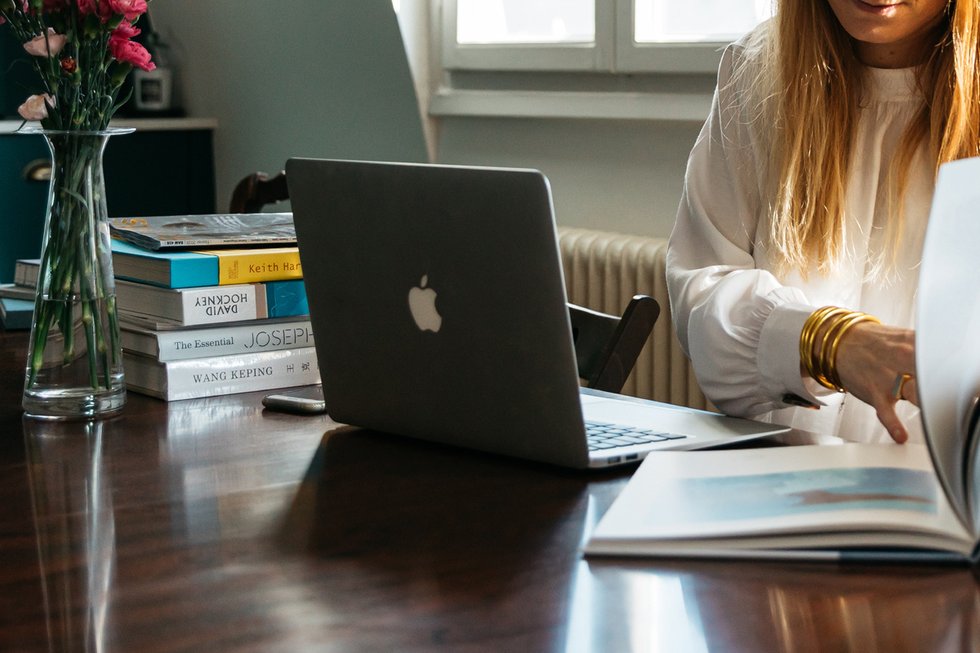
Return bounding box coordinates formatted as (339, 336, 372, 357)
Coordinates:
(833, 322, 917, 443)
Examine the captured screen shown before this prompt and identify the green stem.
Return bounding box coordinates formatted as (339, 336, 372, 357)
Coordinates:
(26, 131, 120, 393)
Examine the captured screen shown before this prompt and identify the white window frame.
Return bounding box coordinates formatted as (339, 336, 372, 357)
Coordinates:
(440, 0, 730, 74)
(442, 0, 614, 71)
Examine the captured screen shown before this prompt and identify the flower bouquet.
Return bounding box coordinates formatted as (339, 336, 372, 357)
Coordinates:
(0, 0, 155, 418)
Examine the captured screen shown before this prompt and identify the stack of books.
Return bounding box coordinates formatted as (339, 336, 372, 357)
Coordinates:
(109, 214, 321, 401)
(0, 258, 40, 330)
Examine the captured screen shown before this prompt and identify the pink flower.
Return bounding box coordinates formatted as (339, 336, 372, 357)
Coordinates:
(17, 94, 55, 121)
(112, 22, 140, 41)
(76, 0, 112, 21)
(109, 36, 154, 71)
(107, 0, 147, 21)
(23, 28, 68, 57)
(109, 20, 154, 71)
(76, 0, 98, 15)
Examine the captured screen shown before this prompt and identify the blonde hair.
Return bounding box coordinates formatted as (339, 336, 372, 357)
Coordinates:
(758, 0, 980, 276)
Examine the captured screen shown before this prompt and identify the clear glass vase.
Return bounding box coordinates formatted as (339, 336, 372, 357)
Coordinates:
(20, 129, 132, 419)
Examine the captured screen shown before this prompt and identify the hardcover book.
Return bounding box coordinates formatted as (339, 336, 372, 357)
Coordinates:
(586, 157, 980, 565)
(0, 283, 36, 301)
(123, 346, 321, 401)
(109, 213, 295, 250)
(0, 297, 33, 330)
(120, 318, 314, 362)
(585, 444, 978, 563)
(111, 240, 303, 288)
(115, 278, 309, 326)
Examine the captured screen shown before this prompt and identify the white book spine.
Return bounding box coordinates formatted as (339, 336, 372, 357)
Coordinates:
(124, 347, 321, 401)
(116, 281, 267, 326)
(123, 320, 314, 361)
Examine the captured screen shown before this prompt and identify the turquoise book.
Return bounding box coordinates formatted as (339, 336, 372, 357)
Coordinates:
(265, 279, 308, 317)
(110, 240, 302, 289)
(0, 297, 34, 330)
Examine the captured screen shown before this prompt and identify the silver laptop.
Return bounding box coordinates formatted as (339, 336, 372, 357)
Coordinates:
(285, 158, 789, 468)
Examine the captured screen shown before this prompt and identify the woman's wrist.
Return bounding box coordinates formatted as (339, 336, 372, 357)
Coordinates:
(800, 306, 881, 393)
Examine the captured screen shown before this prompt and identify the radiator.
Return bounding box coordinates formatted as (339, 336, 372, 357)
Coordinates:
(557, 226, 709, 411)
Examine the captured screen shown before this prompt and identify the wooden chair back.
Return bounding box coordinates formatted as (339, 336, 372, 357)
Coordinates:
(568, 296, 660, 393)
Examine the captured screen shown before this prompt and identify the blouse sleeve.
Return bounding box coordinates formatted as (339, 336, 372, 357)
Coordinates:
(666, 42, 831, 417)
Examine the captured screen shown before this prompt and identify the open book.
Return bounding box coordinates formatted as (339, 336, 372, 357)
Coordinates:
(586, 157, 980, 564)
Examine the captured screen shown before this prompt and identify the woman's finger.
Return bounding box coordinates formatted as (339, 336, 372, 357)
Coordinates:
(875, 401, 909, 443)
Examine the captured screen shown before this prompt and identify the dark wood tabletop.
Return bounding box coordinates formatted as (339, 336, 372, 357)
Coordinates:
(0, 329, 977, 652)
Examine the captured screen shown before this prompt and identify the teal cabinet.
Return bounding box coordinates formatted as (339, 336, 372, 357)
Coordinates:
(0, 121, 215, 281)
(0, 133, 48, 284)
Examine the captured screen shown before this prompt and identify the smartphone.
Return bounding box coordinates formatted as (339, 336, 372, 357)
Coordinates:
(262, 385, 327, 415)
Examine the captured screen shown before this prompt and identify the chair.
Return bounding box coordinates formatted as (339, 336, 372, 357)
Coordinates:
(229, 171, 289, 214)
(230, 171, 660, 394)
(567, 297, 660, 393)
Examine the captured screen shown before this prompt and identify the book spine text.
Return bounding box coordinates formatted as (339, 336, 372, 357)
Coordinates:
(126, 320, 314, 361)
(217, 249, 303, 285)
(124, 347, 320, 401)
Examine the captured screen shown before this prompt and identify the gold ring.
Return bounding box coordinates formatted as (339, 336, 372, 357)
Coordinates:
(892, 373, 912, 401)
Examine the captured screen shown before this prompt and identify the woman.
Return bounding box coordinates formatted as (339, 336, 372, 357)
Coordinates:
(667, 1, 979, 443)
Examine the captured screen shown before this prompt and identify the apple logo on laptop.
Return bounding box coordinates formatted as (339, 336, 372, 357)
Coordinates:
(408, 274, 442, 332)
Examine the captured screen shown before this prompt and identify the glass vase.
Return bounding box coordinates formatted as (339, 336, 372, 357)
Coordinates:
(20, 129, 132, 419)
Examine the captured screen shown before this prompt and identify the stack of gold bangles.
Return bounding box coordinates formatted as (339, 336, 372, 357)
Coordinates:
(799, 306, 880, 393)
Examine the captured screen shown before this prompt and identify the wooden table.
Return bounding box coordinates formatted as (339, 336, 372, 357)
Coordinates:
(0, 330, 977, 652)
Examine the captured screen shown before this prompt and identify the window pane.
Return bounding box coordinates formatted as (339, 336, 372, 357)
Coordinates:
(635, 0, 773, 43)
(457, 0, 595, 45)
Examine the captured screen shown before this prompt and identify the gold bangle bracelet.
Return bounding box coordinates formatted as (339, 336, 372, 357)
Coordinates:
(799, 307, 881, 393)
(799, 306, 847, 385)
(817, 312, 866, 388)
(799, 306, 845, 379)
(824, 314, 881, 391)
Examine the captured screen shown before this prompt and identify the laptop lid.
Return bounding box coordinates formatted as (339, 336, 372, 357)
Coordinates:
(286, 158, 789, 468)
(286, 158, 592, 467)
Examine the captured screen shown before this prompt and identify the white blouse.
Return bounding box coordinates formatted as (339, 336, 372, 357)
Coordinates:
(666, 36, 932, 443)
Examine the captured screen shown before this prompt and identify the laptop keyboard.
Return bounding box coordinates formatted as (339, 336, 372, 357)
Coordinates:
(585, 420, 687, 450)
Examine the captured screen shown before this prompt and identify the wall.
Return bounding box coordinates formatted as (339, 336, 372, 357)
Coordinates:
(436, 117, 700, 238)
(151, 1, 701, 239)
(150, 0, 428, 212)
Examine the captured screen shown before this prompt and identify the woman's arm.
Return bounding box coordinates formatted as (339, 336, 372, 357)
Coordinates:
(667, 42, 833, 417)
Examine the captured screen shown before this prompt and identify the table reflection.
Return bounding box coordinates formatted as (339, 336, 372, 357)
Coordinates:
(578, 558, 980, 652)
(270, 428, 593, 649)
(7, 380, 979, 652)
(25, 418, 114, 653)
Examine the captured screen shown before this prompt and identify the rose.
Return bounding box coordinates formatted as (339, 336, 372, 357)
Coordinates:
(109, 31, 154, 71)
(17, 93, 55, 120)
(23, 27, 67, 57)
